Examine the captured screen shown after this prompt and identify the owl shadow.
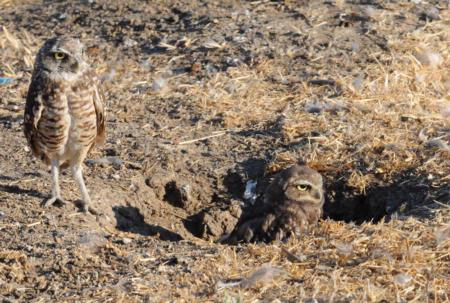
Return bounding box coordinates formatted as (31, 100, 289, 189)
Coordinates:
(112, 205, 182, 241)
(0, 174, 47, 199)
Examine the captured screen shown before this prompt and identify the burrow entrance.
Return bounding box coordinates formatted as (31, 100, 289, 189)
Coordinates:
(188, 167, 447, 241)
(114, 167, 447, 242)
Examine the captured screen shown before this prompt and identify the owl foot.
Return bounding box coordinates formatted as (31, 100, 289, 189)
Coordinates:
(75, 200, 99, 215)
(43, 196, 67, 208)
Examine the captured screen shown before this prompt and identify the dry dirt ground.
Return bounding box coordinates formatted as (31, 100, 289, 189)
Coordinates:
(0, 0, 449, 302)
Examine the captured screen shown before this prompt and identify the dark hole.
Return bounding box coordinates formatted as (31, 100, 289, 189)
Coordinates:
(323, 170, 447, 223)
(223, 172, 244, 199)
(163, 181, 184, 208)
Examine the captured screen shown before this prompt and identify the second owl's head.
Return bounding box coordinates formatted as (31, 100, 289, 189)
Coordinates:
(36, 37, 88, 81)
(280, 165, 324, 205)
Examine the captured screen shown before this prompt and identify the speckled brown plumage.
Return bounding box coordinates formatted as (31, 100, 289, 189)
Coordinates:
(24, 37, 105, 213)
(226, 165, 325, 243)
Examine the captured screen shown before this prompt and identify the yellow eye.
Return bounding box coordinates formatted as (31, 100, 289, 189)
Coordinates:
(54, 52, 65, 60)
(297, 184, 309, 191)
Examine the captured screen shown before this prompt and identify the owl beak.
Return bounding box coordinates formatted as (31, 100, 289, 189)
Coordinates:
(70, 61, 79, 72)
(317, 190, 323, 203)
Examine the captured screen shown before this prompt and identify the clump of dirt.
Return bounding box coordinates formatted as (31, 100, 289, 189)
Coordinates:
(187, 201, 242, 240)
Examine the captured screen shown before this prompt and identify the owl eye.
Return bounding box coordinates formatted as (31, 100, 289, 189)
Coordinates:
(54, 52, 66, 60)
(296, 184, 310, 191)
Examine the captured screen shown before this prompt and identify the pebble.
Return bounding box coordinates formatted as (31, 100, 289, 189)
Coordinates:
(86, 156, 123, 169)
(415, 49, 443, 68)
(394, 273, 412, 286)
(122, 237, 132, 244)
(151, 78, 168, 93)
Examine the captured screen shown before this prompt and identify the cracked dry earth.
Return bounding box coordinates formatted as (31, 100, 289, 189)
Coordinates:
(0, 0, 449, 302)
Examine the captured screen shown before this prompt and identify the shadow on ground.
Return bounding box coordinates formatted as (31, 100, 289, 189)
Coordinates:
(113, 205, 183, 241)
(0, 179, 47, 200)
(324, 167, 449, 223)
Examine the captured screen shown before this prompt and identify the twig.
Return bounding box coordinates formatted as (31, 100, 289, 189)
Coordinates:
(177, 131, 227, 145)
(26, 221, 41, 227)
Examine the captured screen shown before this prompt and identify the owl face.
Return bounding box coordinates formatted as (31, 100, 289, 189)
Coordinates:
(35, 37, 87, 81)
(280, 166, 324, 205)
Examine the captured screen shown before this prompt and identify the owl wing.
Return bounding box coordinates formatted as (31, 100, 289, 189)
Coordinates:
(93, 82, 106, 145)
(23, 75, 49, 163)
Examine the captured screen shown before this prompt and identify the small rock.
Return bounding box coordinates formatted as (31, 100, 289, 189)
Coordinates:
(152, 77, 168, 93)
(57, 13, 67, 20)
(225, 57, 241, 67)
(122, 237, 132, 244)
(104, 148, 118, 156)
(100, 68, 116, 82)
(414, 49, 443, 68)
(78, 231, 107, 251)
(352, 74, 364, 91)
(371, 248, 393, 261)
(123, 38, 138, 47)
(420, 7, 441, 21)
(435, 227, 450, 246)
(394, 273, 412, 286)
(86, 156, 123, 169)
(233, 36, 247, 43)
(205, 63, 219, 74)
(305, 102, 323, 114)
(334, 242, 353, 257)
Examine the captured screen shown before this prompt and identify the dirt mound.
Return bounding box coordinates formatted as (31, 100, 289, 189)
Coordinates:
(0, 0, 449, 301)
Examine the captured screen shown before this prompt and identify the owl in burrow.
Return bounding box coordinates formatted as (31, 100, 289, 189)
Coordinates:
(23, 37, 105, 214)
(226, 165, 325, 243)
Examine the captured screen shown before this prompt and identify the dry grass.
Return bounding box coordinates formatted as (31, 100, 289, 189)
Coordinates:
(211, 215, 450, 302)
(0, 0, 35, 9)
(180, 11, 450, 192)
(0, 1, 449, 302)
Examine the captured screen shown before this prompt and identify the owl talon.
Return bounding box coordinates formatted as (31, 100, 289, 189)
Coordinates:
(76, 200, 99, 216)
(43, 196, 67, 207)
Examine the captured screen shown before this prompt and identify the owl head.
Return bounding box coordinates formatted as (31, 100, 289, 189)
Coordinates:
(276, 165, 324, 205)
(35, 37, 87, 81)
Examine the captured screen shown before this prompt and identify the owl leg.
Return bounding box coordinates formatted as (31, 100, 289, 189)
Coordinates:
(44, 159, 66, 207)
(72, 164, 93, 214)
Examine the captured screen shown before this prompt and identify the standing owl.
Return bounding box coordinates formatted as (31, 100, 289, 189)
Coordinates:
(23, 37, 105, 213)
(225, 165, 324, 243)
